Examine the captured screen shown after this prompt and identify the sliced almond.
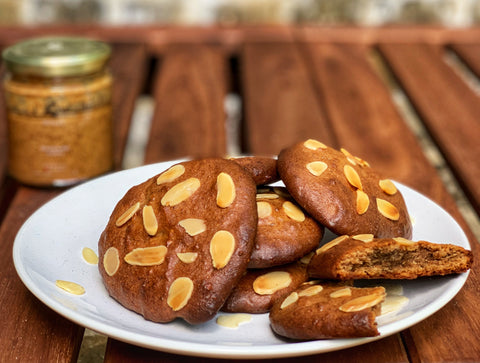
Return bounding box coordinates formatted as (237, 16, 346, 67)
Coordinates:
(280, 292, 299, 309)
(256, 193, 279, 200)
(216, 314, 252, 328)
(210, 230, 235, 269)
(82, 247, 98, 264)
(156, 164, 185, 185)
(316, 235, 349, 255)
(352, 234, 374, 242)
(298, 285, 323, 297)
(124, 246, 167, 266)
(330, 287, 352, 298)
(103, 247, 120, 276)
(257, 201, 272, 218)
(300, 251, 314, 265)
(161, 178, 200, 207)
(355, 156, 370, 168)
(142, 205, 158, 236)
(282, 201, 305, 222)
(339, 292, 385, 312)
(344, 164, 363, 190)
(253, 271, 292, 295)
(176, 252, 198, 264)
(393, 237, 416, 246)
(376, 198, 400, 221)
(167, 277, 194, 311)
(55, 280, 85, 295)
(273, 187, 291, 198)
(379, 179, 397, 195)
(356, 189, 369, 215)
(340, 147, 353, 158)
(178, 218, 206, 236)
(115, 202, 140, 227)
(217, 172, 236, 208)
(306, 161, 328, 176)
(304, 139, 327, 150)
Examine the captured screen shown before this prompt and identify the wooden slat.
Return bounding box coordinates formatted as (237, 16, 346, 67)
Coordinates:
(303, 42, 480, 362)
(241, 41, 335, 155)
(379, 43, 480, 216)
(302, 43, 439, 190)
(110, 43, 148, 169)
(0, 63, 6, 185)
(0, 188, 84, 362)
(104, 334, 407, 363)
(144, 45, 228, 163)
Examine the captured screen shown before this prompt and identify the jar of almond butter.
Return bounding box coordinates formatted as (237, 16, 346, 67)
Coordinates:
(2, 36, 113, 186)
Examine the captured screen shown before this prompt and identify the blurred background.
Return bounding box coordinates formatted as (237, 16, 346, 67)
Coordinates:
(0, 0, 479, 27)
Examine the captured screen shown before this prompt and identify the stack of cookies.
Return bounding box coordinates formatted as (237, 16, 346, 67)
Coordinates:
(98, 139, 473, 340)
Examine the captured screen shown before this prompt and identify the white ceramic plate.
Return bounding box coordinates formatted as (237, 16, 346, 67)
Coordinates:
(13, 160, 471, 359)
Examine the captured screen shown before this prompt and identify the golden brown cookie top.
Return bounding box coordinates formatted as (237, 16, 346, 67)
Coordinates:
(269, 281, 385, 340)
(277, 139, 412, 238)
(249, 186, 323, 268)
(231, 156, 279, 186)
(222, 262, 308, 314)
(98, 158, 258, 324)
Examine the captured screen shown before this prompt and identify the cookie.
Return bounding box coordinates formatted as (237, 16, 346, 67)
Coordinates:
(308, 235, 473, 280)
(269, 282, 385, 340)
(222, 262, 309, 314)
(277, 139, 412, 238)
(231, 156, 279, 186)
(98, 158, 258, 324)
(249, 186, 323, 268)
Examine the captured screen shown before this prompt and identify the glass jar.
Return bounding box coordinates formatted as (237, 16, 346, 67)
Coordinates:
(2, 36, 114, 187)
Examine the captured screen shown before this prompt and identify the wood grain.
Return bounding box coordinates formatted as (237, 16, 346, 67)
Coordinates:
(110, 43, 148, 169)
(144, 45, 228, 162)
(379, 43, 480, 216)
(105, 334, 408, 363)
(241, 41, 334, 155)
(0, 188, 84, 363)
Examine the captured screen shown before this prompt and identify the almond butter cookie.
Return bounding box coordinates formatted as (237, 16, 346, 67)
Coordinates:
(277, 139, 412, 238)
(222, 262, 308, 314)
(269, 282, 385, 340)
(98, 158, 258, 324)
(308, 235, 473, 280)
(249, 186, 323, 268)
(231, 156, 279, 186)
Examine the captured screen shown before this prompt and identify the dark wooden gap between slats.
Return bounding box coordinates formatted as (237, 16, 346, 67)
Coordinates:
(449, 43, 480, 79)
(378, 43, 480, 218)
(144, 44, 228, 164)
(0, 187, 85, 363)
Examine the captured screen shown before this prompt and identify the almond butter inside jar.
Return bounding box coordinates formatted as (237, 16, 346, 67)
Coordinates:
(2, 36, 113, 186)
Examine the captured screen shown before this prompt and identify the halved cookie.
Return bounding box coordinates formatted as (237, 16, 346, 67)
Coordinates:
(308, 235, 473, 280)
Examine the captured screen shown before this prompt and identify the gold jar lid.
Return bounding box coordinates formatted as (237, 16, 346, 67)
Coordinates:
(2, 36, 111, 77)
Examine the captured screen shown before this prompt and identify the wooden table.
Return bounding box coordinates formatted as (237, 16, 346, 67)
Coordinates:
(1, 25, 479, 362)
